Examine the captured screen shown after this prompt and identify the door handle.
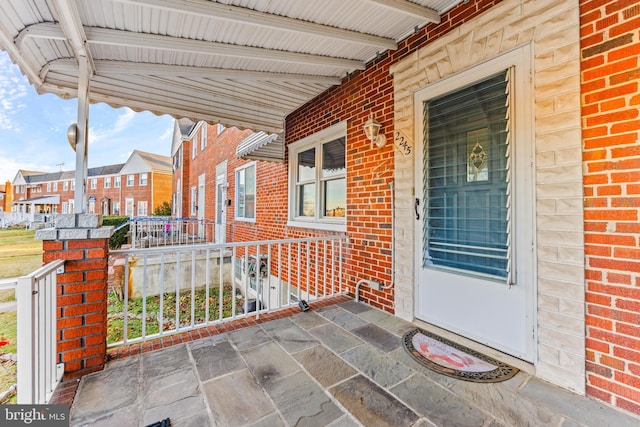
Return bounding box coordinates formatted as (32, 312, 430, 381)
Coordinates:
(415, 198, 420, 220)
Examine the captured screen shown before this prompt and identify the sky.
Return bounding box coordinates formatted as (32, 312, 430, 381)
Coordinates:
(0, 51, 175, 184)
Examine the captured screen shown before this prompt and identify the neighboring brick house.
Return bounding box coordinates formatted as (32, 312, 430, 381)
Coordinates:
(0, 181, 11, 212)
(170, 119, 287, 244)
(11, 150, 172, 218)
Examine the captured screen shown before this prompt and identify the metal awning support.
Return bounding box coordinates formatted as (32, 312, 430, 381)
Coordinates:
(74, 56, 90, 213)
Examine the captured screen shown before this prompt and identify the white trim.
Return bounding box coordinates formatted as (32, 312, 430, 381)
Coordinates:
(235, 162, 256, 222)
(287, 121, 347, 229)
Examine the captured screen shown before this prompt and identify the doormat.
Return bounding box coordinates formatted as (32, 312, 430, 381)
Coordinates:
(402, 328, 519, 383)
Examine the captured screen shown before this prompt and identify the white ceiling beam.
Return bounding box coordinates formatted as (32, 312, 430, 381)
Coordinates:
(0, 26, 43, 86)
(19, 22, 365, 71)
(364, 0, 441, 23)
(115, 0, 398, 50)
(85, 27, 366, 70)
(46, 59, 343, 85)
(51, 0, 96, 73)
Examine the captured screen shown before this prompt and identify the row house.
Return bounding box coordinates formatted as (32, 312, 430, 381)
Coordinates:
(11, 150, 172, 220)
(0, 0, 639, 419)
(174, 0, 640, 417)
(0, 181, 11, 212)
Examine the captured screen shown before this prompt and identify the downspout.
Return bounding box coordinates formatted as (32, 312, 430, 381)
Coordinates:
(355, 180, 395, 302)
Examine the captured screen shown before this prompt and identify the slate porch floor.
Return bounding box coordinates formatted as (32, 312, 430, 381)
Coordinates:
(69, 299, 639, 427)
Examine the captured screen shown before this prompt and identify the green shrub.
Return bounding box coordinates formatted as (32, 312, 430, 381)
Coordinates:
(153, 201, 172, 217)
(102, 215, 130, 249)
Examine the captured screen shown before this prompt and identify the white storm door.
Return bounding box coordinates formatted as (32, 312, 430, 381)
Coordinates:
(215, 173, 227, 244)
(415, 47, 535, 362)
(197, 174, 205, 238)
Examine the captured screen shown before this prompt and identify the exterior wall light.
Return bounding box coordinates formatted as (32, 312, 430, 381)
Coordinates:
(67, 123, 78, 152)
(363, 113, 387, 149)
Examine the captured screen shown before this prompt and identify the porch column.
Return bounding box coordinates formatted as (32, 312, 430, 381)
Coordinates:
(74, 56, 90, 214)
(36, 214, 113, 378)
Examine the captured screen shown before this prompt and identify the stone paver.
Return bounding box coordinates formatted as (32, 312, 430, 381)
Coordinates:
(341, 343, 413, 388)
(330, 374, 419, 427)
(293, 344, 357, 387)
(203, 369, 274, 426)
(308, 322, 363, 353)
(69, 298, 640, 427)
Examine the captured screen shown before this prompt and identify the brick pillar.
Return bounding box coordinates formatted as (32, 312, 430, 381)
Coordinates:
(36, 214, 114, 379)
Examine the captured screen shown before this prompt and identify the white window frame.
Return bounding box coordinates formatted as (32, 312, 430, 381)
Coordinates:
(287, 121, 347, 232)
(127, 174, 134, 187)
(235, 162, 256, 222)
(62, 202, 68, 214)
(63, 181, 69, 191)
(192, 139, 197, 159)
(91, 178, 97, 189)
(53, 182, 58, 191)
(104, 177, 111, 188)
(125, 198, 134, 217)
(113, 201, 120, 215)
(71, 180, 75, 191)
(46, 182, 51, 192)
(139, 173, 148, 186)
(137, 201, 148, 217)
(201, 124, 207, 150)
(114, 176, 121, 188)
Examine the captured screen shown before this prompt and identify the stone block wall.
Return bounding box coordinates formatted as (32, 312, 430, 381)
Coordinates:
(391, 0, 585, 393)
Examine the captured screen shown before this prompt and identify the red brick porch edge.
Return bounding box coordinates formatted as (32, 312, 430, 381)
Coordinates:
(48, 294, 351, 406)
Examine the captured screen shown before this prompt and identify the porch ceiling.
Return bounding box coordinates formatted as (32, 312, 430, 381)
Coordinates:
(0, 0, 458, 134)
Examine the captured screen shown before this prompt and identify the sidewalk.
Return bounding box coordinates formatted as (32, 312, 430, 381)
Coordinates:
(67, 298, 640, 427)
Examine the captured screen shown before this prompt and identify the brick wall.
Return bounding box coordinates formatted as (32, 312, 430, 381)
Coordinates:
(581, 0, 640, 415)
(285, 0, 502, 313)
(42, 236, 110, 378)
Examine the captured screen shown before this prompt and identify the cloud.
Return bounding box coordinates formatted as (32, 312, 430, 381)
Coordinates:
(0, 54, 29, 131)
(88, 107, 137, 145)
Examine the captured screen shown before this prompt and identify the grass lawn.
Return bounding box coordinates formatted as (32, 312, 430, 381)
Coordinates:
(0, 228, 40, 404)
(0, 312, 17, 403)
(107, 285, 241, 344)
(0, 228, 42, 279)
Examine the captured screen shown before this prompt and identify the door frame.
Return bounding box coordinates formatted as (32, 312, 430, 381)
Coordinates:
(413, 45, 537, 362)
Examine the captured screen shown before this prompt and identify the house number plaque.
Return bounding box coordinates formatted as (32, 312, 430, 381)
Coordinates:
(394, 129, 413, 156)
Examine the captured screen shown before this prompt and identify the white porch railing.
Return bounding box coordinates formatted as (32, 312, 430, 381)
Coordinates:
(108, 235, 348, 347)
(129, 217, 215, 248)
(16, 260, 65, 404)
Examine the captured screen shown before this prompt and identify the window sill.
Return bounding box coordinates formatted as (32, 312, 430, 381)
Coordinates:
(286, 220, 346, 233)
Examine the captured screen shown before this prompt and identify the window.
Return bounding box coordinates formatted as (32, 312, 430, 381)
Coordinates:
(71, 181, 75, 191)
(53, 182, 58, 191)
(192, 140, 197, 159)
(127, 175, 134, 186)
(139, 173, 148, 186)
(201, 124, 207, 150)
(235, 163, 256, 220)
(191, 187, 197, 216)
(104, 177, 111, 188)
(46, 182, 51, 192)
(137, 201, 148, 216)
(91, 178, 97, 189)
(114, 176, 121, 188)
(63, 181, 69, 191)
(62, 202, 68, 214)
(288, 122, 346, 230)
(113, 201, 120, 215)
(217, 123, 225, 134)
